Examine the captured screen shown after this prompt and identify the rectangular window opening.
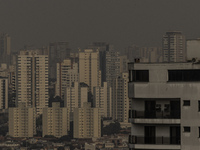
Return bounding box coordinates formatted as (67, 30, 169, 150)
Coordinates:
(183, 100, 190, 106)
(184, 127, 190, 132)
(130, 70, 149, 82)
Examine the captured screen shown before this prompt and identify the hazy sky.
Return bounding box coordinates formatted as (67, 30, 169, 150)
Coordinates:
(0, 0, 200, 51)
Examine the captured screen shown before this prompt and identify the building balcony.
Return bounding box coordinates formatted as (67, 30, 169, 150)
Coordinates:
(129, 110, 180, 124)
(129, 135, 181, 149)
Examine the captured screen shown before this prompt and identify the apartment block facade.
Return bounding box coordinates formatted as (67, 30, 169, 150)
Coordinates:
(79, 49, 101, 93)
(16, 50, 49, 115)
(128, 62, 200, 150)
(73, 102, 101, 138)
(64, 82, 88, 121)
(56, 59, 79, 99)
(93, 82, 108, 118)
(43, 102, 70, 138)
(162, 31, 186, 62)
(112, 72, 129, 123)
(9, 103, 36, 137)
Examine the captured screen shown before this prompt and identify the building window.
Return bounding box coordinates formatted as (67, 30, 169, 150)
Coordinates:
(183, 100, 190, 106)
(130, 70, 149, 82)
(184, 127, 190, 132)
(199, 127, 200, 137)
(168, 70, 200, 81)
(198, 101, 200, 111)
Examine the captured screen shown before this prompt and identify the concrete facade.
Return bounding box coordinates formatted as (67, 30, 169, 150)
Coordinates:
(64, 82, 88, 121)
(79, 49, 101, 93)
(73, 102, 101, 138)
(128, 62, 200, 150)
(42, 102, 70, 138)
(112, 72, 129, 123)
(16, 50, 49, 115)
(55, 59, 79, 99)
(9, 103, 36, 137)
(93, 82, 108, 117)
(162, 31, 186, 62)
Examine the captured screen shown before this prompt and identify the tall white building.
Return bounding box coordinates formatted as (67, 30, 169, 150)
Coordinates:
(112, 72, 129, 123)
(128, 62, 200, 150)
(16, 50, 49, 115)
(73, 102, 101, 138)
(56, 59, 79, 99)
(9, 103, 36, 137)
(0, 77, 8, 110)
(162, 31, 186, 62)
(93, 82, 108, 118)
(79, 49, 101, 93)
(64, 82, 88, 121)
(43, 102, 70, 138)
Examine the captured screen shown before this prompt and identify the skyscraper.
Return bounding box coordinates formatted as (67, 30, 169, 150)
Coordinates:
(106, 50, 120, 87)
(16, 50, 49, 115)
(162, 31, 186, 62)
(112, 72, 129, 122)
(87, 42, 112, 84)
(93, 82, 108, 117)
(0, 33, 11, 65)
(64, 82, 88, 121)
(79, 49, 101, 93)
(49, 42, 70, 79)
(55, 59, 79, 99)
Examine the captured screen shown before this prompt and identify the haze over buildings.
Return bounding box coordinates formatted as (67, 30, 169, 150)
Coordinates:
(0, 0, 200, 149)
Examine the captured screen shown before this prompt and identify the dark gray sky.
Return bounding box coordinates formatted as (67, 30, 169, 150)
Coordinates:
(0, 0, 200, 51)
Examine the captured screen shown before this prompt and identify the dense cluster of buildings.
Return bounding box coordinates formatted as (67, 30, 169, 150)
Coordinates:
(1, 30, 200, 149)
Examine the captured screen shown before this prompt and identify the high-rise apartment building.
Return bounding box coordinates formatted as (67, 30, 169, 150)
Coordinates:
(16, 50, 49, 115)
(162, 31, 186, 62)
(73, 102, 101, 138)
(106, 50, 120, 87)
(79, 49, 101, 93)
(9, 103, 36, 137)
(106, 50, 121, 120)
(0, 33, 11, 65)
(0, 77, 8, 110)
(43, 102, 70, 138)
(55, 59, 79, 99)
(87, 42, 113, 84)
(93, 82, 108, 118)
(64, 82, 88, 121)
(128, 62, 200, 150)
(49, 42, 70, 79)
(112, 72, 129, 123)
